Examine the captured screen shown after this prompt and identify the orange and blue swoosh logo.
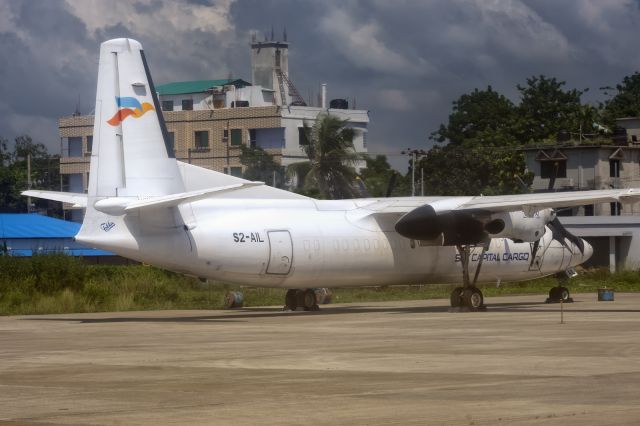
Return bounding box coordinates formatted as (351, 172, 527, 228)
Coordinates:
(107, 96, 154, 126)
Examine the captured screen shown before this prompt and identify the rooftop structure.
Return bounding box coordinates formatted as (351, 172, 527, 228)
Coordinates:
(0, 213, 112, 258)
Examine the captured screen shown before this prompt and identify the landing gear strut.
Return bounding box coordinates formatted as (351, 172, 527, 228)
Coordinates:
(450, 244, 487, 311)
(284, 289, 320, 311)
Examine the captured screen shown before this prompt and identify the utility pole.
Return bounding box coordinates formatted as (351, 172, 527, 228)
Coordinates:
(402, 149, 427, 197)
(27, 153, 32, 213)
(421, 168, 424, 196)
(411, 151, 416, 196)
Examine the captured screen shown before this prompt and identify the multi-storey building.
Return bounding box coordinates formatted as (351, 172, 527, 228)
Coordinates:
(59, 35, 369, 221)
(523, 119, 640, 271)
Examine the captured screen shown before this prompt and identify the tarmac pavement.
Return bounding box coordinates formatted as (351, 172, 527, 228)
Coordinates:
(1, 293, 640, 425)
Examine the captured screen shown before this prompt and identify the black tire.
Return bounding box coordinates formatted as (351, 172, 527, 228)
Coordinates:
(450, 287, 464, 307)
(548, 287, 561, 300)
(285, 289, 298, 311)
(303, 289, 317, 310)
(559, 286, 570, 301)
(462, 288, 484, 309)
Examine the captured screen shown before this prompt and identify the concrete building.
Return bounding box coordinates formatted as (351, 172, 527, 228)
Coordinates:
(59, 35, 369, 220)
(523, 119, 640, 272)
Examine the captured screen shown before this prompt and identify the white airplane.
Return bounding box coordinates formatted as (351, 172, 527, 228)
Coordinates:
(24, 38, 640, 311)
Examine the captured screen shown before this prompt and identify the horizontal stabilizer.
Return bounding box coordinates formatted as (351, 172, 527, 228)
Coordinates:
(21, 190, 87, 208)
(93, 182, 264, 215)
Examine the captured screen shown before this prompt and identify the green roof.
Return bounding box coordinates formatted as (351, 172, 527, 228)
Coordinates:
(156, 79, 252, 96)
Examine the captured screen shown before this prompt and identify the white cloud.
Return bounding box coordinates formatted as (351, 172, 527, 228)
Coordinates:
(65, 0, 235, 36)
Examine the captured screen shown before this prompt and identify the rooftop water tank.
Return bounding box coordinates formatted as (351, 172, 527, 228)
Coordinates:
(329, 98, 348, 109)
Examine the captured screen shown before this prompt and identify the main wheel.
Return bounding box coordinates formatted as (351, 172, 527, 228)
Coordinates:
(548, 287, 561, 300)
(558, 286, 570, 301)
(450, 287, 464, 307)
(302, 289, 317, 311)
(285, 289, 298, 311)
(462, 288, 484, 309)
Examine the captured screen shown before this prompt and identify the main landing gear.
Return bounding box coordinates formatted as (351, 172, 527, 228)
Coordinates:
(546, 286, 572, 303)
(284, 289, 320, 311)
(450, 244, 487, 311)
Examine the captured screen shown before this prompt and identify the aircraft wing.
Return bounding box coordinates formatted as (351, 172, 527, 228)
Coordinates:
(361, 188, 640, 216)
(360, 188, 640, 243)
(21, 190, 87, 208)
(454, 188, 640, 213)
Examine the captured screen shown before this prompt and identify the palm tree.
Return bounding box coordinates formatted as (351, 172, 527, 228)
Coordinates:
(288, 113, 360, 199)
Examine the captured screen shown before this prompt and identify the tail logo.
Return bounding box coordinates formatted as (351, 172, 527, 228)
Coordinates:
(107, 96, 154, 126)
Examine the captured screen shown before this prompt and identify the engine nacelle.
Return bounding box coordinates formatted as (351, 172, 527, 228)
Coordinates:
(484, 209, 555, 242)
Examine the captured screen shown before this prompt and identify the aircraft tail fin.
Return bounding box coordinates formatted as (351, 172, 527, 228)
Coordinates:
(88, 38, 184, 199)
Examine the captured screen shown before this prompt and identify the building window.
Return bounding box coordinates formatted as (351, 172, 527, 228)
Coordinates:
(611, 202, 622, 216)
(168, 132, 175, 152)
(86, 135, 93, 153)
(162, 100, 173, 111)
(224, 166, 243, 177)
(223, 129, 229, 143)
(230, 129, 242, 146)
(249, 129, 257, 148)
(67, 137, 82, 157)
(610, 159, 620, 178)
(540, 160, 566, 179)
(194, 131, 209, 149)
(298, 127, 309, 145)
(584, 205, 594, 216)
(182, 99, 193, 111)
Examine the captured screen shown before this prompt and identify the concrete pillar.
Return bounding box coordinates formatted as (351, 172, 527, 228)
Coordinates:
(609, 236, 616, 273)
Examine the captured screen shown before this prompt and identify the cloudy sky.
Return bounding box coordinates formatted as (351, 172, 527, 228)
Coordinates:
(2, 0, 640, 169)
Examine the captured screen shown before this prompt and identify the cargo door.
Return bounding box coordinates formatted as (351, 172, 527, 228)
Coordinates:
(266, 230, 293, 275)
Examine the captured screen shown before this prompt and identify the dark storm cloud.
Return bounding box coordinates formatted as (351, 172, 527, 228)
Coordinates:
(2, 0, 640, 168)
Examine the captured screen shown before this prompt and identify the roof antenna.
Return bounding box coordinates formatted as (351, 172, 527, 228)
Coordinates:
(73, 94, 81, 116)
(283, 26, 287, 42)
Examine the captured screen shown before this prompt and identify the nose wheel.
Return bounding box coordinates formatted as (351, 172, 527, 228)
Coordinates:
(546, 286, 573, 303)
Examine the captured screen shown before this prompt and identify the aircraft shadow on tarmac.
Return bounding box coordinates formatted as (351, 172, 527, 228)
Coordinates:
(22, 300, 640, 324)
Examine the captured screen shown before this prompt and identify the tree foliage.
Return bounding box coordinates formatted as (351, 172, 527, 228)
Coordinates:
(239, 145, 284, 187)
(287, 114, 360, 199)
(600, 71, 640, 127)
(0, 135, 60, 214)
(426, 86, 532, 195)
(359, 155, 411, 197)
(516, 75, 588, 143)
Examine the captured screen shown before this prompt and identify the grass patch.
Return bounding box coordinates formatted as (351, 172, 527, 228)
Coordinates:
(0, 254, 639, 315)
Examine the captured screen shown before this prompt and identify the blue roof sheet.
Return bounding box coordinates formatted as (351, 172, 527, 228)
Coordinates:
(0, 214, 80, 239)
(9, 249, 113, 257)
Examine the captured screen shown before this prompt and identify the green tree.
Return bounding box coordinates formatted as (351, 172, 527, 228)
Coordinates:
(0, 135, 60, 214)
(239, 145, 284, 187)
(516, 75, 588, 143)
(287, 113, 360, 199)
(600, 72, 640, 127)
(426, 86, 531, 195)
